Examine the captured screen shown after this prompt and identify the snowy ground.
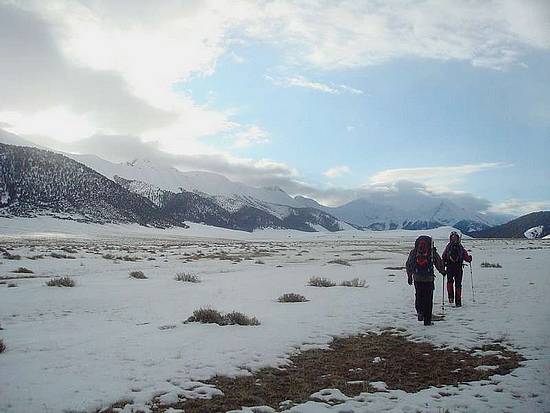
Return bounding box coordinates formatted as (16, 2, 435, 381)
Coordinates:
(0, 218, 549, 412)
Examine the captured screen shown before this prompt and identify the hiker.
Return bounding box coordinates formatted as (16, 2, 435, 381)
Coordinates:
(406, 236, 446, 326)
(442, 231, 472, 307)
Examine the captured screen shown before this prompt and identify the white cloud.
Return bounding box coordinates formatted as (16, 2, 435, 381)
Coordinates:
(338, 84, 364, 95)
(233, 126, 270, 148)
(250, 0, 550, 71)
(2, 0, 548, 152)
(488, 199, 550, 215)
(368, 163, 505, 191)
(266, 75, 364, 95)
(0, 1, 259, 152)
(0, 108, 97, 142)
(323, 165, 352, 178)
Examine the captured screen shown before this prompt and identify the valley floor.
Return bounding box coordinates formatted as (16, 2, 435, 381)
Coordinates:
(0, 219, 549, 412)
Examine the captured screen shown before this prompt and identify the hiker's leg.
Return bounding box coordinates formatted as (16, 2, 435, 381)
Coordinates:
(424, 282, 434, 325)
(455, 273, 463, 306)
(414, 282, 423, 320)
(447, 273, 455, 303)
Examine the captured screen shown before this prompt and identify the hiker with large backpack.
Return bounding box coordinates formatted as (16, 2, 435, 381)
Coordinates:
(442, 231, 472, 307)
(406, 236, 446, 326)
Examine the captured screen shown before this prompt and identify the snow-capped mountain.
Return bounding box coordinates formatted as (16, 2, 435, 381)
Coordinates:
(0, 141, 344, 232)
(114, 176, 345, 232)
(69, 153, 506, 232)
(0, 129, 511, 232)
(0, 143, 180, 227)
(71, 155, 301, 207)
(294, 192, 505, 232)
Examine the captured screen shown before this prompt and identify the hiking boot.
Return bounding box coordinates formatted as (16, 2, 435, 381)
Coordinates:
(447, 282, 454, 303)
(423, 320, 433, 326)
(456, 288, 462, 307)
(417, 314, 424, 321)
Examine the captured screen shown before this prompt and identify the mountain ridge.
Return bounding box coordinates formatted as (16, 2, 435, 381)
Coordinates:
(0, 130, 516, 232)
(469, 211, 550, 239)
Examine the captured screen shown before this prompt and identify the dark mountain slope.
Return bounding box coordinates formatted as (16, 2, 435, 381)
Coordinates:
(0, 143, 181, 227)
(469, 211, 550, 238)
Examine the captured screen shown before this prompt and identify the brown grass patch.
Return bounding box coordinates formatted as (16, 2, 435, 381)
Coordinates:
(2, 252, 21, 260)
(175, 272, 200, 283)
(308, 276, 336, 287)
(186, 308, 260, 326)
(46, 276, 76, 287)
(339, 278, 367, 287)
(144, 331, 523, 413)
(12, 267, 33, 274)
(129, 271, 147, 279)
(328, 258, 351, 266)
(50, 252, 76, 259)
(278, 293, 308, 303)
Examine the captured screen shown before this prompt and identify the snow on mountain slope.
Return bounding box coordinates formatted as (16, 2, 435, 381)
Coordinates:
(0, 129, 43, 148)
(316, 193, 503, 231)
(0, 144, 181, 227)
(0, 131, 509, 232)
(113, 176, 346, 232)
(70, 156, 301, 208)
(524, 225, 544, 239)
(47, 150, 512, 232)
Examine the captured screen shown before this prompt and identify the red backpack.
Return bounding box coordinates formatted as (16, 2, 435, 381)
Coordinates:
(414, 235, 434, 276)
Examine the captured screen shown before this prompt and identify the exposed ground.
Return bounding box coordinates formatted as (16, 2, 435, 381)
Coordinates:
(136, 331, 523, 413)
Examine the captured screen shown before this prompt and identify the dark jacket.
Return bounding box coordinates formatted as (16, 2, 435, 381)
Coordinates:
(442, 243, 472, 276)
(406, 247, 446, 283)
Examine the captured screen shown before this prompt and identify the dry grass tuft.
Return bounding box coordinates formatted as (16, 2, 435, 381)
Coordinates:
(308, 276, 336, 287)
(2, 252, 21, 260)
(481, 262, 502, 268)
(0, 339, 5, 353)
(61, 247, 78, 254)
(12, 267, 33, 274)
(187, 308, 225, 325)
(225, 311, 260, 326)
(278, 293, 308, 303)
(340, 278, 367, 288)
(27, 255, 44, 260)
(51, 252, 76, 259)
(328, 258, 351, 266)
(186, 308, 260, 326)
(175, 272, 200, 283)
(46, 276, 76, 287)
(129, 271, 148, 279)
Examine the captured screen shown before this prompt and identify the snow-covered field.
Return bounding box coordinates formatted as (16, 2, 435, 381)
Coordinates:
(1, 219, 549, 412)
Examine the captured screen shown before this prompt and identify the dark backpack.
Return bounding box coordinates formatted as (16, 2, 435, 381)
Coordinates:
(414, 235, 434, 276)
(448, 243, 463, 264)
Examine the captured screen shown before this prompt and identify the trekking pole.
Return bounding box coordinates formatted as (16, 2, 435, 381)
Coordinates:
(442, 273, 445, 314)
(469, 262, 476, 303)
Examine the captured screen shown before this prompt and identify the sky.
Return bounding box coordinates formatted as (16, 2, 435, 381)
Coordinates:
(0, 0, 549, 214)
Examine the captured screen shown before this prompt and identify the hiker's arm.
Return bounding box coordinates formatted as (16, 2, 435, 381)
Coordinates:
(405, 250, 415, 275)
(441, 246, 449, 265)
(463, 247, 472, 263)
(405, 250, 414, 285)
(434, 251, 446, 275)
